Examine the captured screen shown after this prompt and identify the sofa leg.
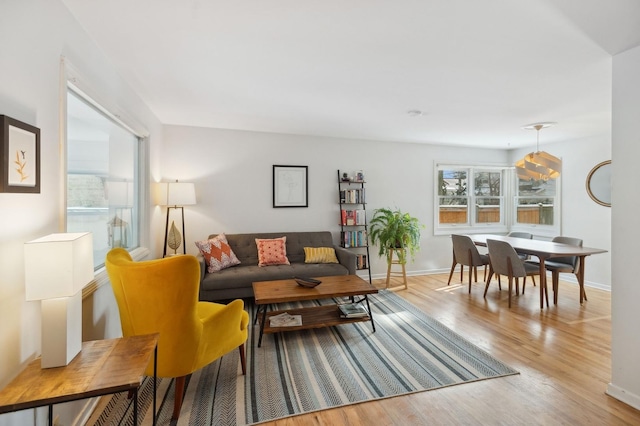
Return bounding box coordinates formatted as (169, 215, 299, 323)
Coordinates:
(172, 376, 186, 420)
(239, 343, 247, 375)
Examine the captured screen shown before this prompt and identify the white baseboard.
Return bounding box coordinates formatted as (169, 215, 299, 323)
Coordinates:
(606, 383, 640, 411)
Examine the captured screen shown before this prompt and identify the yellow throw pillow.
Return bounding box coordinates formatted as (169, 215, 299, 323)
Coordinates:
(304, 247, 339, 264)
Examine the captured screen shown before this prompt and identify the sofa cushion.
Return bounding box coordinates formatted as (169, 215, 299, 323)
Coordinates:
(195, 233, 241, 273)
(304, 247, 339, 264)
(200, 263, 350, 293)
(256, 237, 290, 266)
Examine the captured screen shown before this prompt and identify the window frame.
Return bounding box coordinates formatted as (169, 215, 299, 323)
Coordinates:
(510, 173, 561, 238)
(434, 164, 509, 235)
(61, 57, 150, 284)
(434, 162, 561, 237)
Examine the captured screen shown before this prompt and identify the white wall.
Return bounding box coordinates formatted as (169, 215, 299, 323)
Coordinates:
(608, 45, 640, 409)
(0, 1, 163, 425)
(162, 125, 611, 288)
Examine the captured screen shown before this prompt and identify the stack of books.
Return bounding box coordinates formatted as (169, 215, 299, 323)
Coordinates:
(338, 303, 369, 318)
(269, 312, 302, 327)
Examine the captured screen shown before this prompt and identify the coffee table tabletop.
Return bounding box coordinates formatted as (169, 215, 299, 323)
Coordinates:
(253, 274, 378, 305)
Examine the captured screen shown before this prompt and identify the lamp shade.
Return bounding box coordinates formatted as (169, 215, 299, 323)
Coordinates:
(24, 232, 94, 301)
(156, 181, 196, 206)
(516, 122, 562, 180)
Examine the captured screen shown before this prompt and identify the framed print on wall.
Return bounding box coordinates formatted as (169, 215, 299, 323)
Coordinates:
(1, 115, 41, 193)
(273, 165, 308, 208)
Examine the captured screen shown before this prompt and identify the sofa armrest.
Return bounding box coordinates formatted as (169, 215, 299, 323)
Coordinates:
(334, 246, 357, 275)
(197, 254, 207, 282)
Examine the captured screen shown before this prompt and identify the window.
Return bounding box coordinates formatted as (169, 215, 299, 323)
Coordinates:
(435, 165, 507, 234)
(66, 89, 141, 269)
(435, 162, 561, 237)
(512, 176, 560, 236)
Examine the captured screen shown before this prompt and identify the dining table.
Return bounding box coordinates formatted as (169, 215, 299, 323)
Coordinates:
(467, 234, 607, 309)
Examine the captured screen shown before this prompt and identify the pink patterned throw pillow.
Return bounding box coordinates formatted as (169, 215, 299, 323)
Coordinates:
(255, 237, 290, 267)
(195, 233, 241, 273)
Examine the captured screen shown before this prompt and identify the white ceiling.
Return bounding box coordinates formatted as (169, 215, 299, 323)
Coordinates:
(61, 0, 640, 149)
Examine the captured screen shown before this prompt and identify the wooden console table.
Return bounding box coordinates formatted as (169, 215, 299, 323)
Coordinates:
(0, 334, 159, 426)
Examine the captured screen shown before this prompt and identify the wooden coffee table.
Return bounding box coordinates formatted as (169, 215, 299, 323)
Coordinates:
(252, 275, 378, 347)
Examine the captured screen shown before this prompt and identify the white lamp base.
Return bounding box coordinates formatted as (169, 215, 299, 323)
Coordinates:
(41, 292, 82, 368)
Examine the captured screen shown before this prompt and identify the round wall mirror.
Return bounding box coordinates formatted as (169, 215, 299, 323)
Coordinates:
(586, 160, 611, 207)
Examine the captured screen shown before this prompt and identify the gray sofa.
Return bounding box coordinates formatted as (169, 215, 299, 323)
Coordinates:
(198, 231, 356, 302)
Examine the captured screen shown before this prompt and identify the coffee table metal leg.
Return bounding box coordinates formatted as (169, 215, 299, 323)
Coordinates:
(258, 305, 268, 347)
(253, 304, 259, 325)
(133, 388, 138, 426)
(364, 295, 375, 332)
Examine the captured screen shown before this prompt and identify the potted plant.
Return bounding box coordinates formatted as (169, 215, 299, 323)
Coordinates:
(369, 208, 423, 264)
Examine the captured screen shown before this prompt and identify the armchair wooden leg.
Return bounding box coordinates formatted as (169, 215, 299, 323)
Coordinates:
(239, 343, 246, 375)
(172, 376, 186, 420)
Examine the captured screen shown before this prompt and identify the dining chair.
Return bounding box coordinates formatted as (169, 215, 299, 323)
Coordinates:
(447, 234, 490, 293)
(507, 231, 533, 259)
(526, 236, 583, 304)
(507, 231, 535, 287)
(485, 239, 542, 307)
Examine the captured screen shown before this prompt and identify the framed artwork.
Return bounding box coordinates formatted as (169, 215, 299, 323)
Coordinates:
(1, 115, 40, 193)
(273, 165, 308, 208)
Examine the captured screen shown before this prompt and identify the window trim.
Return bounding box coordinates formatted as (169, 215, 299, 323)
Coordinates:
(434, 163, 509, 235)
(510, 169, 561, 238)
(434, 162, 561, 237)
(60, 56, 151, 296)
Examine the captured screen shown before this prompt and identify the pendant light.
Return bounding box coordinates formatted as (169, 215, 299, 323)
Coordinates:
(515, 122, 561, 180)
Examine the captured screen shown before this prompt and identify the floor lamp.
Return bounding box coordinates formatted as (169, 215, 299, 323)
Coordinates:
(158, 181, 196, 257)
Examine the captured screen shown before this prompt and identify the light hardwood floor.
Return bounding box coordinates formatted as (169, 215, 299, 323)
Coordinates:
(262, 273, 640, 425)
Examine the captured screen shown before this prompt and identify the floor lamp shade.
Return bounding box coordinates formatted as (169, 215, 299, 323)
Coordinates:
(24, 232, 94, 368)
(157, 181, 196, 207)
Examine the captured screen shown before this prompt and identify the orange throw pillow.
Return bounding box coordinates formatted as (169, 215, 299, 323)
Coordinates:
(195, 233, 241, 273)
(256, 237, 290, 267)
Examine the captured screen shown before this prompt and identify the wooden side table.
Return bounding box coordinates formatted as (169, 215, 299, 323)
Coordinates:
(0, 334, 159, 426)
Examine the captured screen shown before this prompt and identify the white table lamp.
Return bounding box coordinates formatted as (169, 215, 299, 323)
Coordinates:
(24, 232, 94, 368)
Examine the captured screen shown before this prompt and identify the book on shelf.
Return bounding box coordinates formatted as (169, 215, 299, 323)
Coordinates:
(340, 230, 367, 247)
(356, 254, 368, 269)
(340, 209, 366, 226)
(338, 188, 366, 204)
(338, 303, 369, 318)
(269, 312, 302, 327)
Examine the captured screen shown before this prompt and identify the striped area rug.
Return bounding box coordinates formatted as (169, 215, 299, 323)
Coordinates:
(91, 290, 518, 425)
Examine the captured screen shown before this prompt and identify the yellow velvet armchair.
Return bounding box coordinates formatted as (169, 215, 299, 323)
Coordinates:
(105, 248, 249, 419)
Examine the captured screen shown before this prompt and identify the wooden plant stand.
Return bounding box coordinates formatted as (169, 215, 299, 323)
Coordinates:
(386, 248, 408, 290)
